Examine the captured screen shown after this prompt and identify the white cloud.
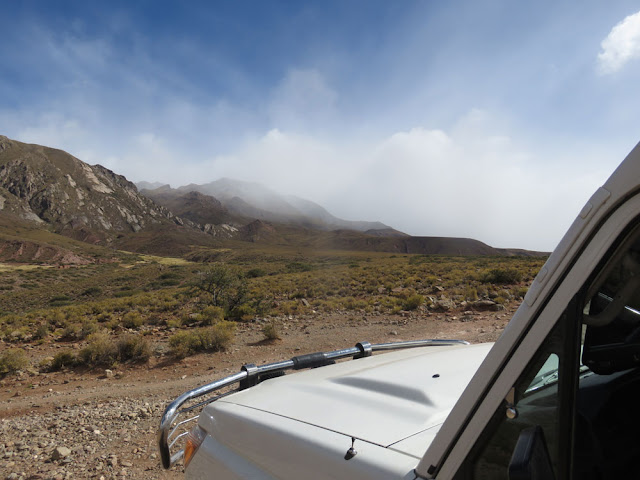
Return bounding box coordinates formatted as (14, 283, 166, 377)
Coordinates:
(268, 69, 338, 132)
(1, 98, 615, 252)
(183, 110, 612, 252)
(597, 10, 640, 74)
(13, 112, 88, 151)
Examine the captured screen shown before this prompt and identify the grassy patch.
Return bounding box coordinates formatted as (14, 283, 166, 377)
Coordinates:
(136, 254, 193, 266)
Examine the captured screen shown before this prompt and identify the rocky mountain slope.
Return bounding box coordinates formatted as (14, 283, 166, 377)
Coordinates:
(0, 136, 183, 244)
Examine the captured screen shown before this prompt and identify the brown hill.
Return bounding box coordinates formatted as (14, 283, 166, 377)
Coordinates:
(0, 213, 117, 265)
(311, 231, 502, 255)
(0, 238, 91, 264)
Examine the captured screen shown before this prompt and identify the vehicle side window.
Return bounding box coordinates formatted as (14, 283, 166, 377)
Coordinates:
(457, 225, 640, 480)
(577, 234, 640, 479)
(454, 320, 569, 480)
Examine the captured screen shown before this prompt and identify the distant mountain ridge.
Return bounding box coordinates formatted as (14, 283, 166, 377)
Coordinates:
(145, 178, 396, 234)
(0, 135, 547, 262)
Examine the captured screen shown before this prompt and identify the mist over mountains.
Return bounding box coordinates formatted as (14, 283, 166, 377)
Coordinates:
(0, 135, 547, 263)
(140, 178, 395, 234)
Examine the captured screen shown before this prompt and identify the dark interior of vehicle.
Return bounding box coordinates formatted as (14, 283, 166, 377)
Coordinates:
(459, 228, 640, 480)
(577, 234, 640, 479)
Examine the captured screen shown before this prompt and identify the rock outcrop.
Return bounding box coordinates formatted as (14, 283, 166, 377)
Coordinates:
(0, 136, 184, 244)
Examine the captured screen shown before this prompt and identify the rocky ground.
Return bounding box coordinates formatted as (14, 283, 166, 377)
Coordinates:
(0, 304, 519, 479)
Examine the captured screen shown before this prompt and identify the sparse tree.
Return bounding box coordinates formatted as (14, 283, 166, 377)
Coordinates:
(192, 264, 249, 314)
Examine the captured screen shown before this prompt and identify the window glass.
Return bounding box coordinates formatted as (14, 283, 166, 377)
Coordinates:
(457, 221, 640, 480)
(467, 322, 566, 480)
(577, 232, 640, 478)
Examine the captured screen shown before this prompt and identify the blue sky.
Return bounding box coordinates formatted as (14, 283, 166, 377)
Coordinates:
(2, 1, 640, 250)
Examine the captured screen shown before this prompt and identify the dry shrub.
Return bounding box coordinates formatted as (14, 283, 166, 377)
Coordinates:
(480, 268, 523, 284)
(78, 332, 118, 367)
(117, 334, 151, 363)
(261, 321, 280, 341)
(122, 312, 144, 329)
(50, 350, 76, 371)
(402, 294, 424, 311)
(0, 348, 28, 376)
(201, 306, 224, 325)
(169, 321, 235, 358)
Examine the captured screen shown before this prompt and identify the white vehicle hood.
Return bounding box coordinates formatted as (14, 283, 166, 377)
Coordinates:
(212, 343, 493, 451)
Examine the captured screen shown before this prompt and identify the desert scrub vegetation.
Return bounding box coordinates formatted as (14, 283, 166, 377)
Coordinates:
(402, 294, 425, 311)
(0, 348, 28, 377)
(479, 268, 523, 284)
(169, 321, 235, 358)
(0, 250, 546, 365)
(190, 264, 248, 311)
(73, 332, 151, 368)
(50, 350, 76, 371)
(261, 320, 281, 341)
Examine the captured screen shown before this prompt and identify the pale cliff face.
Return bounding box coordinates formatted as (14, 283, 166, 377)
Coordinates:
(0, 136, 179, 243)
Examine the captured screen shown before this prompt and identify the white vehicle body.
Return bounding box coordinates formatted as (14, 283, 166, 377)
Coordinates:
(188, 343, 492, 480)
(160, 141, 640, 479)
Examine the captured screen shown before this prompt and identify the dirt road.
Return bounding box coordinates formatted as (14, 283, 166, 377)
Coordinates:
(0, 307, 516, 479)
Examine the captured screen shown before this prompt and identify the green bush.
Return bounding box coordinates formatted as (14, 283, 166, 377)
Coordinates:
(168, 331, 199, 359)
(79, 319, 98, 339)
(61, 323, 81, 340)
(228, 303, 254, 321)
(246, 268, 266, 278)
(0, 348, 28, 376)
(114, 289, 139, 298)
(81, 286, 102, 297)
(463, 286, 478, 302)
(192, 265, 248, 310)
(34, 322, 50, 340)
(166, 316, 182, 328)
(251, 296, 272, 317)
(494, 296, 507, 305)
(48, 311, 66, 328)
(512, 286, 529, 299)
(199, 321, 235, 350)
(286, 262, 313, 273)
(50, 295, 71, 304)
(181, 313, 201, 326)
(201, 306, 224, 325)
